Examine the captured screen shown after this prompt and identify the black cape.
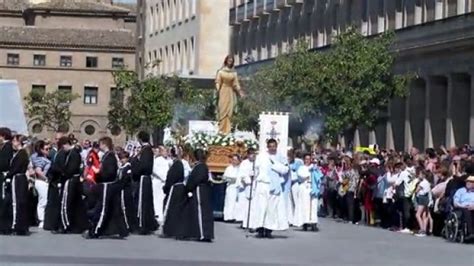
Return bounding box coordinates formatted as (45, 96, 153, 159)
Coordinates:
(0, 148, 30, 234)
(130, 145, 158, 234)
(162, 159, 185, 238)
(87, 152, 128, 238)
(178, 163, 214, 240)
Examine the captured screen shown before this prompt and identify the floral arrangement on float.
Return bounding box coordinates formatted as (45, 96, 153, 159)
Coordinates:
(182, 132, 259, 151)
(165, 130, 258, 173)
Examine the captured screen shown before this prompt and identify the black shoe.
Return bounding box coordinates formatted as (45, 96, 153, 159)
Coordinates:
(303, 224, 308, 231)
(82, 231, 97, 239)
(256, 228, 265, 238)
(263, 229, 273, 238)
(198, 238, 212, 243)
(312, 225, 319, 232)
(51, 228, 66, 234)
(14, 230, 29, 236)
(0, 229, 12, 235)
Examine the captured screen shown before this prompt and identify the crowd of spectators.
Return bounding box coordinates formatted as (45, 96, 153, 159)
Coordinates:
(309, 145, 474, 239)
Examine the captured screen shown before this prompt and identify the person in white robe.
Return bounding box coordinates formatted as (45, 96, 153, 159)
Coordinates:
(152, 146, 172, 224)
(223, 154, 242, 222)
(249, 139, 289, 238)
(288, 148, 303, 226)
(239, 148, 257, 228)
(293, 153, 323, 231)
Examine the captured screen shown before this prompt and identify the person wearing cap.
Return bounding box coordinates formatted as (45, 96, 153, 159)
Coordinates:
(453, 175, 474, 236)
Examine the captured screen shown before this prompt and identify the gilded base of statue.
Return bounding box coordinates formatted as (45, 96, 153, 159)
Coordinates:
(207, 145, 247, 173)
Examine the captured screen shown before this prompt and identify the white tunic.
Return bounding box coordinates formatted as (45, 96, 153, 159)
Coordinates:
(223, 165, 240, 221)
(248, 152, 289, 231)
(239, 159, 256, 227)
(152, 156, 172, 223)
(293, 165, 319, 227)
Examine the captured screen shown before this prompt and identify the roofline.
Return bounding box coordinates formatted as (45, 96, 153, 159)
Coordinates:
(26, 7, 130, 15)
(0, 42, 135, 51)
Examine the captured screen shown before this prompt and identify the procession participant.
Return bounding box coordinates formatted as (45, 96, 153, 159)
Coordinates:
(179, 149, 214, 242)
(152, 145, 172, 225)
(117, 150, 136, 233)
(84, 142, 100, 184)
(162, 146, 186, 238)
(48, 132, 64, 161)
(83, 142, 100, 212)
(288, 148, 303, 226)
(30, 140, 51, 229)
(0, 127, 14, 234)
(239, 148, 257, 228)
(83, 137, 128, 239)
(60, 136, 88, 234)
(223, 154, 242, 222)
(293, 153, 323, 231)
(131, 131, 158, 234)
(0, 134, 30, 235)
(249, 139, 290, 238)
(43, 136, 70, 232)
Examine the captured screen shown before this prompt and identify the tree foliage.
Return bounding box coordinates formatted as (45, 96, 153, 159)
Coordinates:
(235, 27, 411, 140)
(24, 90, 79, 132)
(108, 71, 213, 137)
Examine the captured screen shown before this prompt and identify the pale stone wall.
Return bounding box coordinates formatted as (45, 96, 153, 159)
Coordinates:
(140, 0, 229, 78)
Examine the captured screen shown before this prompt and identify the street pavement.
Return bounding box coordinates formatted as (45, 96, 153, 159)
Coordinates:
(0, 219, 473, 266)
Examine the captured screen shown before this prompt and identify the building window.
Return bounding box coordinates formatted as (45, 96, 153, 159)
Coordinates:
(58, 85, 72, 94)
(33, 54, 46, 66)
(32, 123, 43, 134)
(7, 53, 19, 65)
(60, 56, 72, 67)
(112, 57, 124, 69)
(86, 56, 98, 68)
(110, 125, 121, 136)
(58, 85, 72, 104)
(110, 87, 124, 104)
(31, 85, 46, 102)
(84, 125, 96, 136)
(84, 86, 98, 104)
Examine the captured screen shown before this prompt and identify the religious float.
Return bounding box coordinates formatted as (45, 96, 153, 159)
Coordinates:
(166, 130, 259, 174)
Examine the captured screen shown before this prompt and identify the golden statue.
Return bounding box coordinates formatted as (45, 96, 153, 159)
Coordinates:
(215, 55, 243, 134)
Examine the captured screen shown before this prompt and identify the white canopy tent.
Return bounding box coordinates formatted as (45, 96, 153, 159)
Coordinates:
(0, 80, 28, 135)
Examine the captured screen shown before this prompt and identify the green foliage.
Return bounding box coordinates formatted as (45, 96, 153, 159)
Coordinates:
(236, 27, 410, 140)
(24, 89, 79, 132)
(108, 71, 214, 136)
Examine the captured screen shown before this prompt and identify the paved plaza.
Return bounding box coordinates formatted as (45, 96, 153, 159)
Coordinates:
(0, 219, 472, 266)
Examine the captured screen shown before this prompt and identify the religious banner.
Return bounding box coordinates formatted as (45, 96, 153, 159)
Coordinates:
(258, 112, 289, 155)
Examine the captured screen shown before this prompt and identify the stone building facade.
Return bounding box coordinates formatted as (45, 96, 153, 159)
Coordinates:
(137, 0, 230, 79)
(230, 0, 474, 150)
(0, 0, 136, 144)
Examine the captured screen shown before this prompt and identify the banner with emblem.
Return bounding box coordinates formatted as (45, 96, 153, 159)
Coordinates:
(258, 112, 289, 155)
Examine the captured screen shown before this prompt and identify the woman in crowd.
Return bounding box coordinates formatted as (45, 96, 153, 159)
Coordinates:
(294, 153, 323, 231)
(341, 156, 359, 224)
(30, 140, 51, 229)
(223, 154, 242, 222)
(414, 169, 433, 237)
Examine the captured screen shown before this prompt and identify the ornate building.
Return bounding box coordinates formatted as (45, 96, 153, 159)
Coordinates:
(230, 0, 474, 150)
(0, 0, 136, 144)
